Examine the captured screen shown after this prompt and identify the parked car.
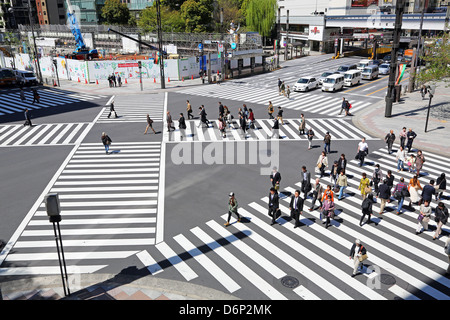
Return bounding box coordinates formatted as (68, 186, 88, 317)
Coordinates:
(336, 64, 358, 74)
(321, 74, 345, 92)
(294, 76, 319, 92)
(319, 71, 340, 85)
(379, 63, 390, 75)
(14, 70, 37, 86)
(361, 65, 379, 80)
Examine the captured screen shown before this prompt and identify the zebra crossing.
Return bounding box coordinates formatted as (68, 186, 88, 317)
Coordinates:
(0, 142, 162, 275)
(0, 88, 107, 116)
(0, 123, 92, 147)
(134, 145, 449, 300)
(97, 93, 165, 123)
(165, 118, 374, 142)
(177, 84, 374, 117)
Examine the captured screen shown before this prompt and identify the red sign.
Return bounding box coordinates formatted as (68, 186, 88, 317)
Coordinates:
(118, 63, 139, 68)
(311, 27, 321, 35)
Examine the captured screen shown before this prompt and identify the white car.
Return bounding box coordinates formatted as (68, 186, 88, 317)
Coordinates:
(379, 63, 390, 75)
(294, 77, 319, 92)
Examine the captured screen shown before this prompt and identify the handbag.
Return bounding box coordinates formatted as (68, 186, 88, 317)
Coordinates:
(364, 186, 372, 194)
(417, 214, 424, 221)
(358, 253, 368, 262)
(274, 183, 280, 191)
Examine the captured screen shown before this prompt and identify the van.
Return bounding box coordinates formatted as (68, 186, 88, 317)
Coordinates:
(321, 74, 344, 92)
(336, 64, 357, 74)
(357, 59, 374, 70)
(14, 70, 37, 86)
(343, 70, 361, 87)
(361, 65, 379, 80)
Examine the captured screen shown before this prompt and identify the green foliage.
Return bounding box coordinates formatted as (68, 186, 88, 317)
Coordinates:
(180, 0, 214, 33)
(160, 0, 186, 10)
(245, 0, 276, 37)
(417, 31, 450, 85)
(138, 5, 185, 32)
(101, 0, 131, 25)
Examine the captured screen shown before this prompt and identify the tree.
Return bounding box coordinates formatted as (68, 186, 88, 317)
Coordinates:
(160, 0, 187, 10)
(101, 0, 131, 25)
(245, 0, 276, 37)
(138, 5, 185, 33)
(416, 30, 450, 86)
(213, 0, 244, 33)
(180, 0, 214, 33)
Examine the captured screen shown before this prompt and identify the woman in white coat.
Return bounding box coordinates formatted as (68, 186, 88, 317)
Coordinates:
(316, 151, 328, 178)
(396, 146, 406, 172)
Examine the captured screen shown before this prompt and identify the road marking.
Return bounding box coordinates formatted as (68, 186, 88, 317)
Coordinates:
(136, 250, 164, 275)
(155, 242, 198, 281)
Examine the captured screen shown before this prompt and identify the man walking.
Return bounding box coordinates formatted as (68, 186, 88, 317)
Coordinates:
(198, 105, 210, 128)
(399, 127, 407, 149)
(268, 101, 274, 119)
(144, 114, 156, 134)
(307, 128, 314, 150)
(268, 187, 280, 226)
(378, 179, 390, 214)
(393, 177, 408, 214)
(178, 113, 187, 140)
(32, 88, 40, 104)
(323, 131, 331, 154)
(166, 111, 175, 132)
(218, 101, 224, 118)
(289, 190, 304, 228)
(299, 113, 306, 135)
(186, 100, 193, 120)
(271, 118, 280, 139)
(276, 106, 284, 125)
(107, 102, 117, 118)
(385, 129, 396, 154)
(301, 166, 311, 200)
(356, 137, 369, 167)
(309, 178, 323, 211)
(24, 108, 32, 126)
(277, 78, 282, 94)
(339, 97, 348, 115)
(270, 166, 281, 192)
(349, 239, 367, 277)
(406, 128, 417, 152)
(239, 114, 247, 139)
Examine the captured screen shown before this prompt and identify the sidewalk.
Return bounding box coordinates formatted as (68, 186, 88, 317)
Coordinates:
(352, 81, 450, 158)
(0, 273, 239, 300)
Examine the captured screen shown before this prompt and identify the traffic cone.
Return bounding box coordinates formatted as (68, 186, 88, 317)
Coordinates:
(125, 78, 127, 84)
(182, 77, 184, 82)
(154, 78, 156, 83)
(53, 80, 57, 86)
(191, 75, 194, 80)
(85, 78, 88, 84)
(77, 77, 80, 82)
(96, 79, 98, 85)
(168, 77, 170, 82)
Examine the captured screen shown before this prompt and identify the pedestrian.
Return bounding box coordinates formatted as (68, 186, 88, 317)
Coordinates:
(270, 166, 281, 191)
(420, 85, 428, 99)
(32, 88, 40, 104)
(339, 97, 347, 115)
(406, 128, 417, 152)
(445, 237, 450, 275)
(271, 118, 280, 139)
(286, 85, 291, 99)
(277, 78, 282, 94)
(298, 113, 306, 135)
(323, 131, 331, 154)
(112, 73, 117, 87)
(356, 137, 369, 167)
(198, 105, 210, 128)
(107, 103, 117, 118)
(108, 75, 112, 87)
(360, 193, 374, 226)
(395, 146, 406, 172)
(24, 108, 32, 126)
(248, 108, 255, 130)
(349, 239, 367, 277)
(337, 153, 347, 174)
(321, 184, 334, 204)
(316, 151, 328, 178)
(359, 172, 371, 200)
(218, 116, 227, 138)
(166, 111, 175, 132)
(239, 114, 247, 139)
(371, 164, 383, 197)
(330, 160, 339, 188)
(406, 153, 416, 173)
(344, 100, 352, 116)
(385, 170, 395, 193)
(336, 169, 348, 201)
(218, 101, 224, 118)
(101, 132, 112, 154)
(242, 104, 249, 120)
(393, 177, 408, 214)
(435, 173, 446, 201)
(433, 202, 448, 240)
(399, 127, 407, 149)
(178, 113, 186, 140)
(384, 129, 396, 154)
(307, 128, 314, 150)
(276, 106, 284, 125)
(420, 180, 436, 205)
(408, 175, 422, 207)
(117, 74, 122, 87)
(321, 197, 335, 229)
(416, 200, 431, 234)
(378, 179, 390, 214)
(144, 114, 156, 134)
(301, 166, 312, 200)
(19, 88, 26, 102)
(224, 192, 241, 226)
(309, 178, 323, 211)
(415, 150, 426, 176)
(289, 190, 304, 228)
(186, 100, 193, 120)
(268, 101, 274, 119)
(280, 81, 286, 96)
(268, 187, 281, 226)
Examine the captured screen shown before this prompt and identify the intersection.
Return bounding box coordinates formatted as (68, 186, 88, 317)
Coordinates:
(0, 54, 449, 300)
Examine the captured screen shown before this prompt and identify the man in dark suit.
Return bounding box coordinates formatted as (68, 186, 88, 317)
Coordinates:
(270, 166, 281, 191)
(289, 190, 304, 228)
(178, 113, 186, 140)
(300, 166, 311, 200)
(218, 101, 224, 118)
(384, 129, 396, 154)
(337, 153, 347, 175)
(271, 118, 280, 139)
(378, 179, 390, 214)
(268, 187, 280, 225)
(198, 105, 210, 128)
(406, 128, 417, 152)
(239, 114, 247, 139)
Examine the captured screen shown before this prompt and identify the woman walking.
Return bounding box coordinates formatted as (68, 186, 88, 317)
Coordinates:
(248, 108, 255, 130)
(360, 193, 374, 226)
(408, 175, 422, 207)
(406, 154, 416, 173)
(416, 200, 432, 234)
(435, 173, 446, 201)
(224, 192, 241, 226)
(396, 146, 406, 172)
(433, 202, 448, 240)
(321, 198, 335, 229)
(299, 113, 306, 135)
(144, 114, 156, 134)
(307, 128, 314, 150)
(218, 116, 227, 138)
(316, 151, 328, 178)
(415, 150, 426, 176)
(336, 169, 348, 200)
(349, 239, 367, 277)
(359, 172, 371, 200)
(101, 132, 112, 154)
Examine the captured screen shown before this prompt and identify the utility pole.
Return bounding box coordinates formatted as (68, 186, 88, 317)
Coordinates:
(408, 3, 425, 93)
(284, 10, 289, 61)
(27, 0, 43, 84)
(156, 0, 165, 89)
(276, 6, 283, 68)
(385, 0, 405, 118)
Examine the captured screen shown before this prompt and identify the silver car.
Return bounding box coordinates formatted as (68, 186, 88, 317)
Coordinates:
(379, 63, 390, 75)
(294, 77, 319, 92)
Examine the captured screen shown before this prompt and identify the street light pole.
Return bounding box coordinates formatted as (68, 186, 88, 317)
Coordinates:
(409, 3, 425, 93)
(156, 0, 165, 89)
(27, 0, 43, 84)
(284, 10, 289, 61)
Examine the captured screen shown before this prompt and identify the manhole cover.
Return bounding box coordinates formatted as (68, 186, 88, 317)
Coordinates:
(281, 276, 299, 288)
(380, 274, 396, 286)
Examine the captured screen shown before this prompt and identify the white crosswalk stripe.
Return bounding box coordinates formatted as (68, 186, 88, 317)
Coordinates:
(0, 123, 91, 146)
(0, 88, 106, 116)
(134, 145, 449, 300)
(165, 118, 374, 142)
(97, 93, 164, 123)
(0, 142, 163, 276)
